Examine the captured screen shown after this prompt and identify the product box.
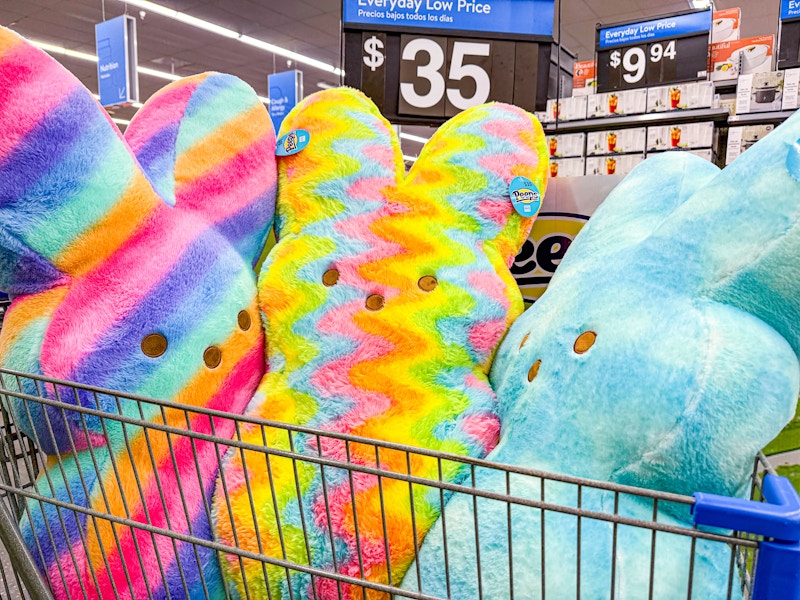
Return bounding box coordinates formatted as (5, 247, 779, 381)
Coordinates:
(647, 82, 715, 112)
(736, 71, 784, 113)
(572, 60, 597, 96)
(586, 127, 646, 155)
(725, 124, 775, 164)
(711, 8, 741, 44)
(710, 35, 775, 82)
(547, 133, 586, 158)
(587, 89, 647, 118)
(646, 122, 715, 151)
(544, 96, 587, 122)
(548, 157, 585, 178)
(689, 148, 715, 162)
(585, 154, 644, 177)
(782, 68, 800, 110)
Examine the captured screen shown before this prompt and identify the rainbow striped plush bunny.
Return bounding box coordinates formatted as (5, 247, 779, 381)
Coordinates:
(213, 88, 547, 599)
(0, 27, 276, 599)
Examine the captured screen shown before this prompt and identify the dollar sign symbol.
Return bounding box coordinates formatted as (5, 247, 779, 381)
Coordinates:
(363, 36, 385, 72)
(610, 50, 621, 69)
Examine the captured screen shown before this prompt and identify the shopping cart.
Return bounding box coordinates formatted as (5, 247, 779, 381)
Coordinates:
(0, 369, 796, 600)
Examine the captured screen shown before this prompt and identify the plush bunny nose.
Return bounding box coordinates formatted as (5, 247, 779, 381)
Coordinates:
(204, 346, 222, 369)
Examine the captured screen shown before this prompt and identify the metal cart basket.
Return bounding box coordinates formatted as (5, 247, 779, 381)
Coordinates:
(0, 369, 797, 600)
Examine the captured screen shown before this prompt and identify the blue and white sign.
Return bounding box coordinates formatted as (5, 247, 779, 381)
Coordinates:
(268, 70, 303, 133)
(343, 0, 555, 37)
(509, 176, 541, 217)
(782, 0, 800, 21)
(95, 15, 138, 107)
(598, 10, 711, 49)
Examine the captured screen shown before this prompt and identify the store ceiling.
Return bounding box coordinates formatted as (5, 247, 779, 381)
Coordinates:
(0, 0, 783, 152)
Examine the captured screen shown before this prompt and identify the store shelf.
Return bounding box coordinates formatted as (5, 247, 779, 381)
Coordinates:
(544, 108, 731, 134)
(728, 111, 797, 125)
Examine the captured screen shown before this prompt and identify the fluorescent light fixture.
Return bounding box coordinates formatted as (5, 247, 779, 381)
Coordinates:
(111, 117, 131, 125)
(317, 82, 336, 90)
(118, 0, 343, 76)
(31, 39, 268, 105)
(688, 0, 712, 8)
(403, 154, 417, 162)
(399, 132, 429, 144)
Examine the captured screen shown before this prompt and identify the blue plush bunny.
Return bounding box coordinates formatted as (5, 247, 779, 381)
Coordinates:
(401, 112, 800, 598)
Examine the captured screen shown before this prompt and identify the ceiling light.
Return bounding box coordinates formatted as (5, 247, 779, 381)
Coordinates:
(111, 117, 131, 125)
(317, 82, 336, 90)
(30, 39, 268, 105)
(403, 154, 417, 162)
(399, 132, 429, 144)
(687, 0, 712, 8)
(117, 0, 343, 76)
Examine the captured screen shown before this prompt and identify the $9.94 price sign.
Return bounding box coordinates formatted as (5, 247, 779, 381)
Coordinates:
(596, 10, 711, 93)
(608, 40, 676, 86)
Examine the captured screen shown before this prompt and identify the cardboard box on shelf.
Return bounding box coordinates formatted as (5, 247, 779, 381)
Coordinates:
(648, 148, 716, 163)
(585, 154, 644, 177)
(573, 60, 597, 96)
(711, 8, 741, 44)
(726, 124, 775, 164)
(586, 128, 646, 155)
(689, 148, 715, 162)
(587, 89, 647, 118)
(547, 133, 586, 158)
(782, 68, 800, 110)
(710, 35, 775, 82)
(544, 96, 588, 122)
(647, 82, 715, 112)
(736, 71, 784, 113)
(646, 122, 715, 151)
(548, 157, 585, 178)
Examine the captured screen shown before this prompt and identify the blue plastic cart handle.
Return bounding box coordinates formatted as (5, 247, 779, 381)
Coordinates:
(692, 474, 800, 542)
(692, 474, 800, 600)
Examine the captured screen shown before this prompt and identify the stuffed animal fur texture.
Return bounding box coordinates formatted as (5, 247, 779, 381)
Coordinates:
(212, 88, 546, 599)
(402, 116, 800, 598)
(0, 27, 276, 599)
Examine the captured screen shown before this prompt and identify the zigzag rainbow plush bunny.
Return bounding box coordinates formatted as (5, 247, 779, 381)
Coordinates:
(0, 27, 276, 599)
(212, 88, 547, 598)
(403, 114, 800, 598)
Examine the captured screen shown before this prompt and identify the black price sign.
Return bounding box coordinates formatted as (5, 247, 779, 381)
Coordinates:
(596, 9, 711, 93)
(346, 30, 546, 123)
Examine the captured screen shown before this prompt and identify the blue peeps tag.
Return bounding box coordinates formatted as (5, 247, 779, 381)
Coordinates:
(276, 129, 310, 156)
(509, 176, 542, 217)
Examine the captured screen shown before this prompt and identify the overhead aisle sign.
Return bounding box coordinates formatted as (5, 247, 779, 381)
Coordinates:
(596, 9, 711, 93)
(268, 70, 304, 133)
(343, 0, 555, 125)
(95, 15, 139, 108)
(343, 0, 554, 37)
(779, 0, 800, 69)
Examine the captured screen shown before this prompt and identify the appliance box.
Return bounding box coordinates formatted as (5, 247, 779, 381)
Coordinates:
(586, 128, 646, 155)
(548, 157, 586, 178)
(646, 122, 715, 151)
(547, 133, 586, 158)
(585, 154, 644, 177)
(647, 82, 715, 112)
(587, 89, 648, 118)
(736, 71, 785, 114)
(710, 35, 775, 82)
(726, 124, 775, 164)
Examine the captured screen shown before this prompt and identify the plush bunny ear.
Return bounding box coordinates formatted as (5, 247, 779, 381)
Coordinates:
(406, 103, 548, 263)
(0, 26, 163, 294)
(650, 111, 800, 355)
(556, 152, 719, 271)
(125, 72, 277, 266)
(274, 87, 403, 236)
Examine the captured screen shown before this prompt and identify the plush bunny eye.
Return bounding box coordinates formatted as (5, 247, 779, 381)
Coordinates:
(238, 310, 251, 331)
(141, 333, 167, 358)
(204, 346, 222, 369)
(527, 360, 541, 382)
(366, 294, 385, 311)
(323, 269, 340, 287)
(418, 276, 438, 292)
(574, 331, 596, 354)
(519, 333, 530, 350)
